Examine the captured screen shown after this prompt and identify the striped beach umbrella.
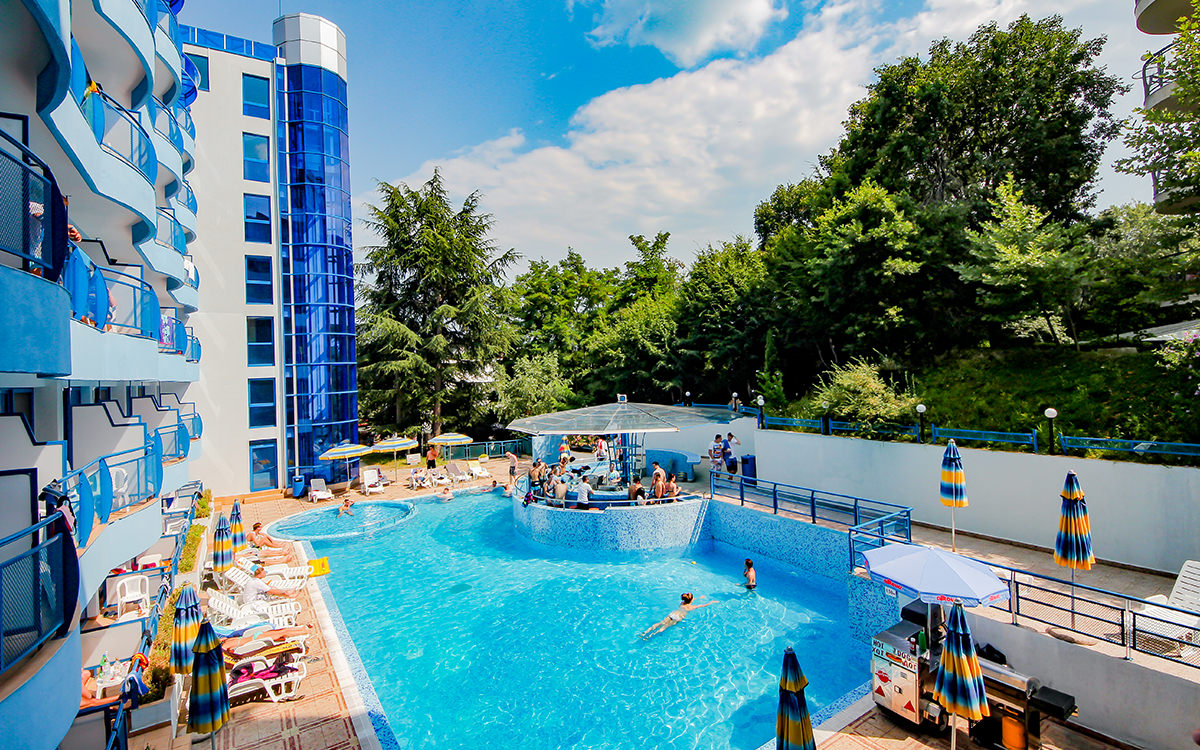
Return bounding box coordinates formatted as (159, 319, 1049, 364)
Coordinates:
(372, 436, 418, 482)
(933, 603, 989, 750)
(1053, 471, 1094, 628)
(188, 619, 230, 746)
(169, 584, 202, 675)
(939, 440, 968, 551)
(776, 647, 816, 750)
(319, 442, 370, 484)
(211, 514, 232, 577)
(428, 432, 472, 445)
(229, 501, 246, 556)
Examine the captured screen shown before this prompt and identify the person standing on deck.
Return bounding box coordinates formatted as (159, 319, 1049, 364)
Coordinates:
(722, 432, 741, 475)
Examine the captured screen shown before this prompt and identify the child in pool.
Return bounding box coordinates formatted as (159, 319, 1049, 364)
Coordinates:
(640, 593, 714, 638)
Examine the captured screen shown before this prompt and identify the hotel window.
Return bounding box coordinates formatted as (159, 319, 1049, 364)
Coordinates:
(243, 74, 270, 119)
(186, 53, 210, 91)
(245, 255, 273, 304)
(244, 193, 271, 243)
(248, 378, 276, 428)
(249, 439, 278, 491)
(243, 133, 270, 182)
(247, 317, 275, 366)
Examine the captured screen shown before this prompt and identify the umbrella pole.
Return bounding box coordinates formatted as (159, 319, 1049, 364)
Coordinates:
(951, 507, 957, 552)
(1070, 568, 1077, 630)
(950, 715, 957, 750)
(393, 449, 398, 484)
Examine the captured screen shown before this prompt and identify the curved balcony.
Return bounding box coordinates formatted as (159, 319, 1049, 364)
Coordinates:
(13, 0, 71, 114)
(175, 103, 195, 171)
(1140, 41, 1194, 113)
(1135, 0, 1197, 35)
(172, 181, 197, 238)
(98, 266, 160, 339)
(152, 1, 182, 106)
(0, 513, 82, 750)
(71, 0, 155, 109)
(154, 207, 185, 255)
(1152, 171, 1200, 215)
(147, 98, 184, 194)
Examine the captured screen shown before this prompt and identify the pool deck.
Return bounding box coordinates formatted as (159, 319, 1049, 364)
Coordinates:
(151, 464, 1175, 750)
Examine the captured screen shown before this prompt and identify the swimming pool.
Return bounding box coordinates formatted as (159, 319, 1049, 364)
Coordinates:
(276, 489, 869, 749)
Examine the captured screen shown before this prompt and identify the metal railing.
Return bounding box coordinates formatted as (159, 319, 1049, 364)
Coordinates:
(77, 89, 156, 183)
(98, 267, 159, 339)
(155, 208, 185, 254)
(185, 327, 201, 362)
(763, 415, 823, 432)
(181, 412, 203, 439)
(931, 424, 1038, 453)
(1060, 435, 1200, 458)
(174, 104, 194, 139)
(60, 441, 161, 548)
(831, 420, 920, 438)
(156, 0, 182, 51)
(710, 471, 913, 533)
(149, 97, 184, 155)
(0, 512, 75, 677)
(847, 509, 916, 569)
(178, 181, 197, 214)
(0, 129, 63, 276)
(527, 487, 705, 509)
(439, 437, 533, 461)
(1141, 40, 1178, 103)
(64, 245, 109, 327)
(157, 313, 183, 353)
(182, 255, 199, 288)
(155, 422, 190, 460)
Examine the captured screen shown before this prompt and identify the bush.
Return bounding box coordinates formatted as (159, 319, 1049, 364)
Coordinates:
(179, 525, 204, 573)
(804, 358, 921, 423)
(196, 490, 211, 519)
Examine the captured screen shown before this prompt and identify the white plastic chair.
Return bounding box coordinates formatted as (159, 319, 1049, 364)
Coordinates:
(136, 554, 162, 569)
(468, 460, 491, 479)
(110, 467, 130, 508)
(309, 478, 333, 503)
(360, 468, 384, 495)
(114, 575, 150, 616)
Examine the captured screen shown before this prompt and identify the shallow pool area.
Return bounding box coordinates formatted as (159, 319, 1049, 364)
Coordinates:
(277, 489, 870, 750)
(271, 499, 415, 541)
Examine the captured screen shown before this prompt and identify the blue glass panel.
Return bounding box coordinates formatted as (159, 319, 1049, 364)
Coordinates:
(186, 53, 210, 91)
(197, 29, 223, 49)
(243, 74, 270, 119)
(248, 378, 276, 427)
(249, 439, 278, 491)
(245, 255, 272, 304)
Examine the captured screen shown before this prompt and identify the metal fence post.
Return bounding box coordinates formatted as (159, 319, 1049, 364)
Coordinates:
(1124, 599, 1133, 660)
(1010, 572, 1019, 624)
(809, 490, 816, 523)
(772, 484, 778, 514)
(853, 498, 861, 527)
(739, 478, 745, 506)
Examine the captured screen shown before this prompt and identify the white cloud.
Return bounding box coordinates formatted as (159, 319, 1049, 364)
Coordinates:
(359, 0, 1152, 272)
(576, 0, 788, 67)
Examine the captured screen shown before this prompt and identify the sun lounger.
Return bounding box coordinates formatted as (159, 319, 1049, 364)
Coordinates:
(409, 469, 431, 490)
(228, 655, 307, 704)
(224, 636, 309, 668)
(446, 462, 470, 484)
(227, 567, 305, 599)
(1134, 560, 1200, 652)
(429, 470, 451, 487)
(360, 468, 385, 496)
(309, 478, 334, 503)
(468, 460, 491, 479)
(207, 591, 300, 628)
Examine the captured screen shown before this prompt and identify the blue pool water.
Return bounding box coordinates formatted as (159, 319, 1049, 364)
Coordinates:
(275, 490, 869, 750)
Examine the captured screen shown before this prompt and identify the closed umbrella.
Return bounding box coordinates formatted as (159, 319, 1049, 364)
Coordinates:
(188, 619, 230, 749)
(372, 436, 418, 482)
(169, 584, 202, 675)
(939, 440, 968, 551)
(933, 603, 990, 750)
(229, 501, 246, 556)
(776, 646, 816, 750)
(319, 442, 370, 485)
(1053, 471, 1094, 629)
(211, 514, 232, 579)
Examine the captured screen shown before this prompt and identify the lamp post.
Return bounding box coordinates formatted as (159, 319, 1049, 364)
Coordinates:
(1044, 408, 1058, 455)
(731, 391, 739, 412)
(916, 403, 927, 444)
(756, 394, 766, 430)
(684, 391, 691, 407)
(820, 402, 830, 436)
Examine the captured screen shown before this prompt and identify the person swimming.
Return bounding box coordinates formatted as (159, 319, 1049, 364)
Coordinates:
(743, 558, 757, 590)
(640, 593, 714, 638)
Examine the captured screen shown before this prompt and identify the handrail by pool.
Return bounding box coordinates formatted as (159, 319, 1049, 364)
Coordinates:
(710, 471, 912, 531)
(0, 511, 76, 678)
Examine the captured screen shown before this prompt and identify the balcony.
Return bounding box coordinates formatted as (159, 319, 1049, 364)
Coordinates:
(0, 131, 72, 376)
(0, 513, 82, 750)
(152, 0, 182, 105)
(145, 98, 183, 194)
(70, 0, 155, 109)
(156, 314, 200, 380)
(167, 254, 197, 311)
(1135, 0, 1198, 35)
(1152, 170, 1200, 215)
(1139, 41, 1194, 112)
(175, 102, 195, 171)
(8, 0, 71, 115)
(172, 181, 196, 238)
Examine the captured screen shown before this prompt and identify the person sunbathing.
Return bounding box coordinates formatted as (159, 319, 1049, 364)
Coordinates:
(248, 523, 283, 549)
(80, 669, 118, 709)
(220, 623, 313, 651)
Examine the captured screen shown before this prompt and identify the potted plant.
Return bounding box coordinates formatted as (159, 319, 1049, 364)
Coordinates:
(129, 666, 179, 735)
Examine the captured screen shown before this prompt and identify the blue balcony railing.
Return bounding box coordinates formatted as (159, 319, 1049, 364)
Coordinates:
(98, 267, 159, 339)
(0, 129, 67, 279)
(63, 244, 110, 328)
(185, 327, 201, 362)
(182, 255, 198, 289)
(178, 181, 197, 214)
(173, 103, 194, 139)
(182, 412, 203, 439)
(155, 423, 190, 461)
(77, 89, 156, 183)
(0, 512, 77, 677)
(155, 208, 185, 254)
(59, 441, 162, 547)
(150, 97, 184, 156)
(156, 0, 182, 52)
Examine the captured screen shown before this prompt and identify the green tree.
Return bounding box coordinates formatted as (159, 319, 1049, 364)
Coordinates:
(674, 237, 767, 399)
(753, 179, 830, 249)
(510, 249, 619, 367)
(834, 15, 1125, 220)
(805, 359, 921, 424)
(959, 177, 1086, 346)
(494, 353, 572, 421)
(1117, 0, 1200, 209)
(612, 232, 683, 309)
(577, 294, 678, 403)
(357, 169, 515, 435)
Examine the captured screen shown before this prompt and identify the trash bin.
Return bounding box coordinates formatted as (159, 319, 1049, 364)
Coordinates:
(740, 455, 756, 486)
(292, 474, 306, 499)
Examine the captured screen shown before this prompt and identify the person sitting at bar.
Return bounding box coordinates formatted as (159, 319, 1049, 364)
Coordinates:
(575, 476, 593, 510)
(628, 478, 647, 506)
(665, 473, 679, 499)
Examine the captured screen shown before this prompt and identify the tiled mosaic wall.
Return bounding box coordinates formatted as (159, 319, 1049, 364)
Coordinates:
(512, 496, 710, 551)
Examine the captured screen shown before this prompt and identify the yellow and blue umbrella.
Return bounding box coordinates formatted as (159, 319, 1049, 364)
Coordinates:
(319, 442, 370, 484)
(188, 619, 230, 743)
(229, 500, 246, 556)
(939, 439, 968, 551)
(934, 602, 989, 750)
(776, 646, 816, 750)
(428, 432, 472, 446)
(1054, 470, 1094, 628)
(169, 583, 202, 675)
(211, 514, 232, 577)
(372, 436, 419, 482)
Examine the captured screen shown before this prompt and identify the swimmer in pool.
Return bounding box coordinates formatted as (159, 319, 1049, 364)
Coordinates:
(436, 486, 453, 502)
(743, 558, 757, 590)
(336, 497, 354, 518)
(640, 593, 714, 638)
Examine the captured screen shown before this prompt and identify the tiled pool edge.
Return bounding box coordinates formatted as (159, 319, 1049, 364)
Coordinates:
(301, 540, 399, 750)
(752, 683, 874, 750)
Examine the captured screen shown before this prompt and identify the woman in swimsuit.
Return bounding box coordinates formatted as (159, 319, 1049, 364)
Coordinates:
(640, 593, 714, 638)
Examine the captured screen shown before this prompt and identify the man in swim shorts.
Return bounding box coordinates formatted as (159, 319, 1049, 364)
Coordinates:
(505, 451, 518, 481)
(641, 593, 715, 638)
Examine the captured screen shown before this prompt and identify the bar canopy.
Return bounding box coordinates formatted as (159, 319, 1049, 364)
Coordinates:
(506, 401, 735, 436)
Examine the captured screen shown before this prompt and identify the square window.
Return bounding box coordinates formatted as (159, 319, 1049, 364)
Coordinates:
(242, 133, 270, 182)
(244, 193, 271, 243)
(247, 316, 275, 366)
(248, 378, 276, 428)
(245, 254, 273, 304)
(243, 74, 270, 119)
(185, 53, 210, 91)
(249, 439, 278, 491)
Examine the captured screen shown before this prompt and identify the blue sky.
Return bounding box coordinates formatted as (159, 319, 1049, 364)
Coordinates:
(180, 0, 1152, 269)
